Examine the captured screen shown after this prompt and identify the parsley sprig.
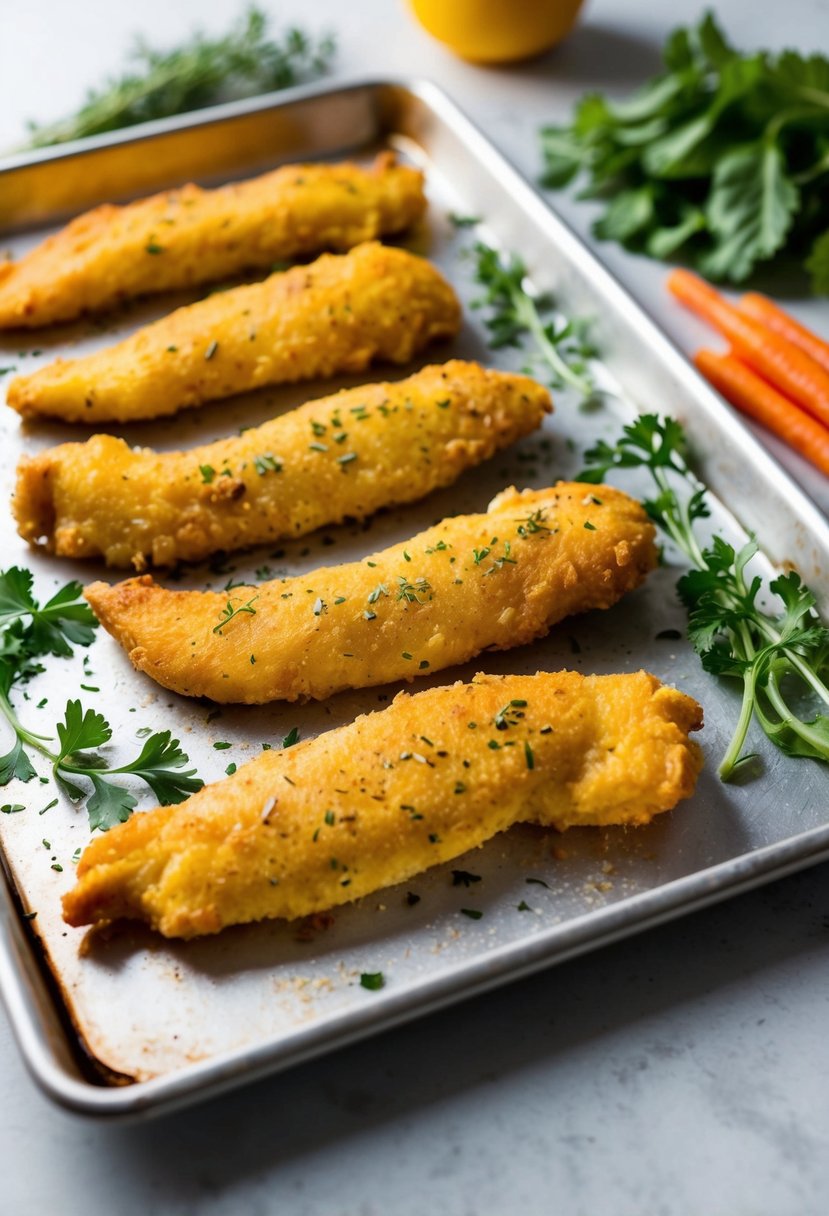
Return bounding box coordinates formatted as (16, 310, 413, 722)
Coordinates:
(22, 7, 336, 149)
(579, 415, 829, 777)
(0, 567, 202, 830)
(470, 241, 596, 398)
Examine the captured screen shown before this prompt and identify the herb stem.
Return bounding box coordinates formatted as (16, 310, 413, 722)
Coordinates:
(0, 686, 52, 751)
(512, 291, 594, 397)
(764, 669, 829, 757)
(718, 660, 760, 778)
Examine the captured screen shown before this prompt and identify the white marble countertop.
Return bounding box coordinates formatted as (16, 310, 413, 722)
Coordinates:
(1, 1, 828, 1211)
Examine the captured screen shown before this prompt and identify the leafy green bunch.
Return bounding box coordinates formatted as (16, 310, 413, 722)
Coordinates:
(540, 11, 829, 291)
(0, 568, 202, 831)
(24, 6, 336, 148)
(580, 415, 829, 776)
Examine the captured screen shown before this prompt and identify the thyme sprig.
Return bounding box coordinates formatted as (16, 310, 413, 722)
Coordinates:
(23, 7, 335, 149)
(213, 593, 258, 634)
(470, 241, 596, 398)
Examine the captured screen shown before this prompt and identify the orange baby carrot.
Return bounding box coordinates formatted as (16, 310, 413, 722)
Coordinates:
(738, 292, 829, 375)
(667, 269, 829, 428)
(695, 347, 829, 477)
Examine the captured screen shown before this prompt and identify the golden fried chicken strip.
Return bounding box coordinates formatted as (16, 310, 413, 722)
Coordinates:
(0, 154, 425, 329)
(6, 243, 460, 423)
(85, 483, 657, 703)
(62, 670, 703, 938)
(14, 362, 551, 569)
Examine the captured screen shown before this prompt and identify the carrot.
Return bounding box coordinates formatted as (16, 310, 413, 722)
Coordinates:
(695, 347, 829, 477)
(667, 269, 829, 428)
(738, 292, 829, 375)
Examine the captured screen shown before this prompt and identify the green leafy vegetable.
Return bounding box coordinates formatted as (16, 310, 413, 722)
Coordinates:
(22, 6, 335, 149)
(580, 414, 829, 777)
(0, 567, 96, 657)
(50, 699, 201, 832)
(0, 568, 201, 830)
(540, 11, 829, 291)
(470, 241, 597, 398)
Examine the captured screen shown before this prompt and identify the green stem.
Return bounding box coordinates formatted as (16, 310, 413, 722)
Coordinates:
(651, 466, 708, 567)
(719, 660, 761, 779)
(513, 292, 594, 397)
(765, 104, 829, 144)
(0, 685, 54, 753)
(655, 459, 829, 710)
(792, 85, 829, 111)
(764, 669, 829, 756)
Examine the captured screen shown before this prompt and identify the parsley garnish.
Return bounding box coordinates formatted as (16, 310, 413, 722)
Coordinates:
(0, 581, 203, 833)
(360, 972, 385, 991)
(451, 869, 482, 887)
(47, 701, 202, 831)
(516, 509, 551, 538)
(483, 541, 517, 576)
(281, 727, 300, 748)
(494, 699, 527, 731)
(0, 567, 96, 659)
(581, 413, 829, 778)
(396, 576, 432, 603)
(199, 464, 216, 484)
(254, 453, 282, 475)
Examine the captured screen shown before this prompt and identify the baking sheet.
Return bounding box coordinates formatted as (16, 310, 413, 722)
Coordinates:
(0, 80, 828, 1116)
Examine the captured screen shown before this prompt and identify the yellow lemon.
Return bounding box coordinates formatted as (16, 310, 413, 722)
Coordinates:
(409, 0, 586, 63)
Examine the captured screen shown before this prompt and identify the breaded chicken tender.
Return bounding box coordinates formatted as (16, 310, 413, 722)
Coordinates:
(6, 244, 460, 423)
(85, 483, 657, 703)
(0, 154, 425, 329)
(14, 362, 551, 568)
(62, 670, 703, 938)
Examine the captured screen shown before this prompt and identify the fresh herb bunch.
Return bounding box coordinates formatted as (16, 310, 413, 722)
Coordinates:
(579, 415, 829, 777)
(470, 241, 597, 398)
(540, 11, 829, 292)
(24, 6, 335, 149)
(0, 567, 202, 830)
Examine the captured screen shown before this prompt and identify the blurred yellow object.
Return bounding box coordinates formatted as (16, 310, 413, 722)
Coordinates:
(409, 0, 585, 63)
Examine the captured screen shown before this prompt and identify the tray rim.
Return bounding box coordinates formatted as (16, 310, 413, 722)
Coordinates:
(1, 73, 828, 1118)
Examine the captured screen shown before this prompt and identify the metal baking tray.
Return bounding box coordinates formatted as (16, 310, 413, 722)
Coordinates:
(1, 78, 828, 1118)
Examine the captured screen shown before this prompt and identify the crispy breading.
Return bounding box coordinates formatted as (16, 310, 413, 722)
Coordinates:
(62, 670, 703, 938)
(6, 243, 460, 423)
(84, 482, 657, 703)
(13, 362, 551, 568)
(0, 154, 426, 329)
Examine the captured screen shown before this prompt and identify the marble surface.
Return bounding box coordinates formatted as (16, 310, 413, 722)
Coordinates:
(1, 1, 828, 1212)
